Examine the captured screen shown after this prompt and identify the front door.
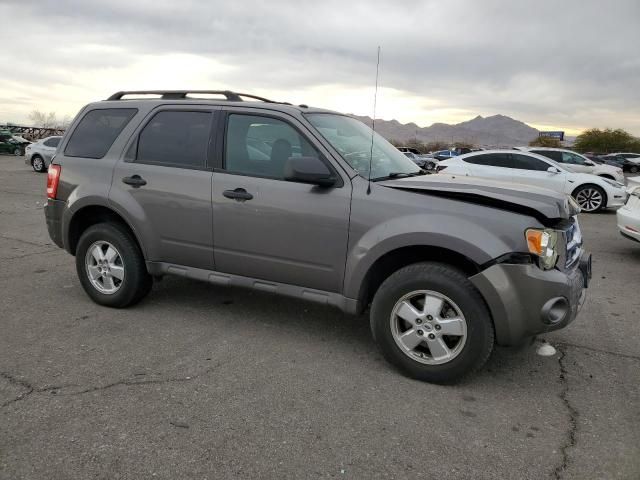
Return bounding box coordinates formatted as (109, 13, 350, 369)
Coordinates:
(110, 107, 217, 269)
(508, 153, 567, 193)
(211, 109, 352, 292)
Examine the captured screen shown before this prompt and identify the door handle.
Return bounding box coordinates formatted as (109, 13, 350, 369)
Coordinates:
(122, 175, 147, 187)
(223, 188, 253, 201)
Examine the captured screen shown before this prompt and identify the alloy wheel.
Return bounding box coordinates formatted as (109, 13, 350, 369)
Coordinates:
(390, 290, 467, 365)
(32, 157, 44, 172)
(85, 241, 125, 294)
(574, 187, 603, 212)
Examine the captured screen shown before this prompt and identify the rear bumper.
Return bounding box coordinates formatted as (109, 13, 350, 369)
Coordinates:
(44, 199, 65, 249)
(471, 252, 591, 346)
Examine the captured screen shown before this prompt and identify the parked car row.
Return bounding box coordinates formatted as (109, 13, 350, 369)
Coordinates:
(584, 152, 640, 173)
(0, 129, 31, 156)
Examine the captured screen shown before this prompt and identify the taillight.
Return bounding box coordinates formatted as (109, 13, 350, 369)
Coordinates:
(47, 165, 61, 199)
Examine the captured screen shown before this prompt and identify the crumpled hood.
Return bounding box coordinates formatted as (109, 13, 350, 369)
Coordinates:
(379, 173, 578, 221)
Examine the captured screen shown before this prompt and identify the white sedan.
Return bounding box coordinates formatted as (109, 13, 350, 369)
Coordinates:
(617, 186, 640, 243)
(515, 147, 625, 183)
(438, 150, 628, 213)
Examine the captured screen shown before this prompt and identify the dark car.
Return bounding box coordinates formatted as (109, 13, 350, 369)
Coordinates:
(600, 154, 638, 173)
(0, 130, 26, 156)
(433, 150, 459, 160)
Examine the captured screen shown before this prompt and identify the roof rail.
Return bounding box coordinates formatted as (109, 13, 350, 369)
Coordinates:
(106, 90, 278, 102)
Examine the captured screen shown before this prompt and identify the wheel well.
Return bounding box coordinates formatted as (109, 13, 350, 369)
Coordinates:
(68, 206, 141, 256)
(572, 183, 608, 205)
(358, 246, 481, 309)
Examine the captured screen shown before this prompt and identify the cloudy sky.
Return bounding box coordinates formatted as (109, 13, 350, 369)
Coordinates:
(1, 0, 639, 135)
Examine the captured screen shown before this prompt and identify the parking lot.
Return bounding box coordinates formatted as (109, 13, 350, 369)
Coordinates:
(0, 154, 638, 479)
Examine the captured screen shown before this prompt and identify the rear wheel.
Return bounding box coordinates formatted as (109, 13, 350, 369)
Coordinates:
(370, 262, 494, 384)
(75, 223, 152, 308)
(573, 184, 606, 212)
(31, 155, 45, 173)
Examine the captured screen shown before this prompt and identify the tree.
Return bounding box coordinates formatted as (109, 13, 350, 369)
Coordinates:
(28, 110, 71, 129)
(529, 136, 562, 148)
(573, 128, 640, 154)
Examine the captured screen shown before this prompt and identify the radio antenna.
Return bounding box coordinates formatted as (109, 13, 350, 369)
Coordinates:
(366, 46, 381, 195)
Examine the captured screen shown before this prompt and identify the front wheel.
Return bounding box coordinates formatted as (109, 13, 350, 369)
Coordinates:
(573, 184, 606, 212)
(370, 262, 494, 384)
(75, 223, 152, 308)
(630, 165, 639, 174)
(13, 147, 22, 156)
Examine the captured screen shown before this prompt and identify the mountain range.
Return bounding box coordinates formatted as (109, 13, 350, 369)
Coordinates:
(352, 114, 541, 147)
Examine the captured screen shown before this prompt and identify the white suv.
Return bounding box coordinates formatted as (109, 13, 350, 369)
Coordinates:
(438, 150, 628, 212)
(516, 147, 625, 183)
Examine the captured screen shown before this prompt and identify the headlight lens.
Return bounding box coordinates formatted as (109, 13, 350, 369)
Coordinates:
(525, 228, 559, 270)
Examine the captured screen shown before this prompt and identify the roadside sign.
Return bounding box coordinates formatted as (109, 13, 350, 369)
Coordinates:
(539, 131, 565, 141)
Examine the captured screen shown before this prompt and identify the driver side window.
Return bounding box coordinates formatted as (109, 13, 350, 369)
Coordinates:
(224, 114, 320, 179)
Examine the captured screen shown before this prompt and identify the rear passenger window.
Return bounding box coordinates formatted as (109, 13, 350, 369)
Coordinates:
(44, 138, 60, 147)
(511, 153, 550, 171)
(65, 109, 137, 159)
(136, 111, 212, 168)
(224, 114, 321, 179)
(464, 153, 511, 167)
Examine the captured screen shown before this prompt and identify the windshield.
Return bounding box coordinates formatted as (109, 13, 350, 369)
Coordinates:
(306, 113, 421, 180)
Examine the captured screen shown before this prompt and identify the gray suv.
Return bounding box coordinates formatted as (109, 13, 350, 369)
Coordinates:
(44, 90, 591, 383)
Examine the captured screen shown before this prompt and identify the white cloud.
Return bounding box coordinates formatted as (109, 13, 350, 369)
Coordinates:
(1, 0, 639, 134)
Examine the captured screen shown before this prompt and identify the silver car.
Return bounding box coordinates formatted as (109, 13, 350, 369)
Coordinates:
(24, 136, 62, 173)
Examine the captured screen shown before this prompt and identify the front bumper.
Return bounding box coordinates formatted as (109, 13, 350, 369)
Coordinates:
(617, 204, 640, 243)
(606, 187, 628, 208)
(470, 252, 591, 346)
(44, 198, 65, 249)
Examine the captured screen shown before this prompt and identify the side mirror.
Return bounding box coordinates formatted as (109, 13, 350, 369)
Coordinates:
(584, 160, 595, 166)
(547, 166, 560, 174)
(284, 156, 336, 187)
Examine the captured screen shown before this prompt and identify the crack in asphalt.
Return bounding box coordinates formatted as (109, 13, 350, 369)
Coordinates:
(1, 358, 234, 409)
(556, 341, 640, 362)
(553, 345, 579, 480)
(0, 233, 51, 248)
(0, 371, 35, 407)
(1, 372, 77, 408)
(2, 247, 60, 261)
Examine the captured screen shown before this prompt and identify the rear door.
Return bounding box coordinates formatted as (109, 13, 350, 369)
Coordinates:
(462, 152, 514, 182)
(110, 106, 218, 269)
(210, 108, 352, 292)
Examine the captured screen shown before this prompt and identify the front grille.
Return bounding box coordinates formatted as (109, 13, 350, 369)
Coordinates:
(564, 217, 583, 269)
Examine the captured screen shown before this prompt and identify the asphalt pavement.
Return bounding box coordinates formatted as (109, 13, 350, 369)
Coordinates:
(1, 155, 638, 479)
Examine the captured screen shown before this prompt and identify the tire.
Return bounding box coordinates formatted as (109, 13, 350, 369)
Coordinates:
(75, 222, 152, 308)
(31, 155, 45, 173)
(630, 165, 639, 174)
(13, 147, 22, 156)
(572, 184, 606, 213)
(370, 262, 494, 384)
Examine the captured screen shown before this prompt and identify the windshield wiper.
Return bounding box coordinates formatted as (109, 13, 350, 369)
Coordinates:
(373, 170, 427, 181)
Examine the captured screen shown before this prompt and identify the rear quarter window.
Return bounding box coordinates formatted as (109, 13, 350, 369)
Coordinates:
(65, 108, 137, 159)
